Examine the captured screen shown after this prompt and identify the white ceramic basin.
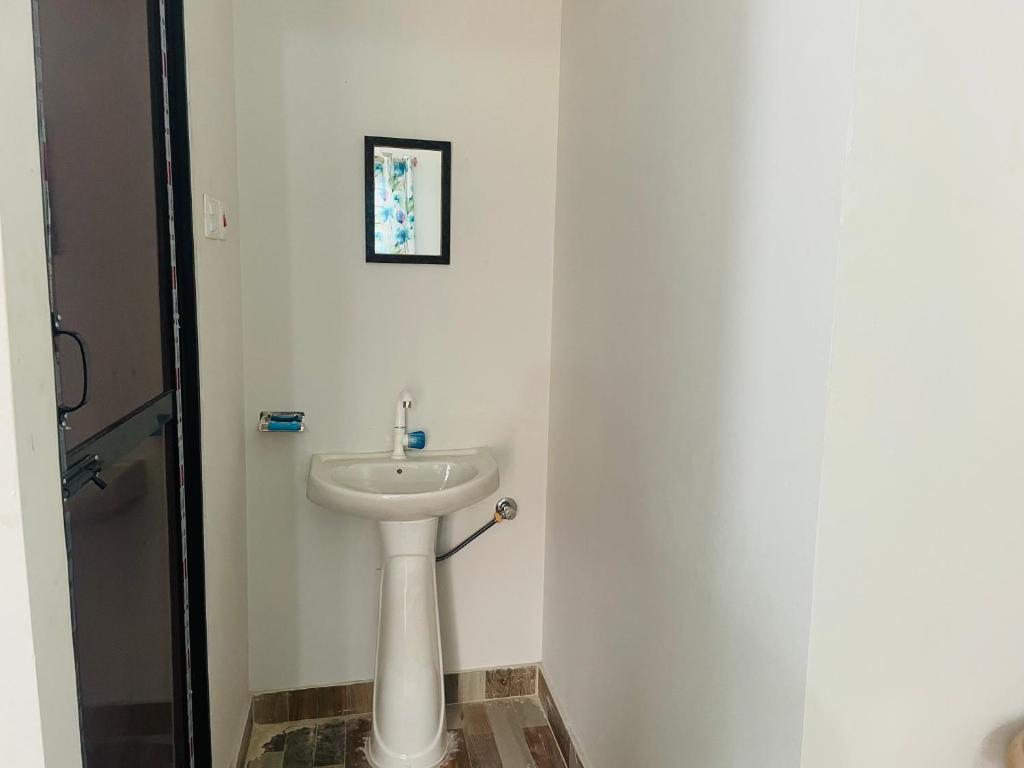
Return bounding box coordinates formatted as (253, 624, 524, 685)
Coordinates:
(307, 448, 499, 521)
(306, 446, 501, 767)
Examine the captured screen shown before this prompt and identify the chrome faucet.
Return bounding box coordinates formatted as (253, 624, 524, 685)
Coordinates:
(391, 389, 426, 459)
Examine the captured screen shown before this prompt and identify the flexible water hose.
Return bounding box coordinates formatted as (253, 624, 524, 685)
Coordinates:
(435, 497, 517, 563)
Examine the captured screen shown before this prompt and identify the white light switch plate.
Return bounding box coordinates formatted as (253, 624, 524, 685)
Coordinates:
(203, 193, 227, 240)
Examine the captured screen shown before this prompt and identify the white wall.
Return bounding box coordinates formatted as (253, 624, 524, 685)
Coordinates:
(543, 1, 858, 766)
(182, 0, 252, 764)
(0, 2, 83, 765)
(801, 2, 1024, 766)
(234, 0, 562, 691)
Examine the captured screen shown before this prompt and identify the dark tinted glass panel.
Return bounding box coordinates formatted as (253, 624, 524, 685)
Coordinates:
(37, 0, 170, 447)
(67, 430, 177, 768)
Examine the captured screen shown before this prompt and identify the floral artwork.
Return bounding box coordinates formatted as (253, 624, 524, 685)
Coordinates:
(373, 153, 416, 255)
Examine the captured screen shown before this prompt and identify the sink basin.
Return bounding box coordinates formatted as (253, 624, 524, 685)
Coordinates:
(307, 448, 499, 521)
(307, 445, 501, 767)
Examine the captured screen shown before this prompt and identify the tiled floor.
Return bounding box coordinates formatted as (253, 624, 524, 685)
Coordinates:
(246, 696, 566, 768)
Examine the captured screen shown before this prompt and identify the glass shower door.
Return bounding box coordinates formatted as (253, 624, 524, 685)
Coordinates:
(35, 0, 191, 765)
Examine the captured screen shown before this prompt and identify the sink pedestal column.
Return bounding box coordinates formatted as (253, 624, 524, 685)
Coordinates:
(367, 518, 448, 768)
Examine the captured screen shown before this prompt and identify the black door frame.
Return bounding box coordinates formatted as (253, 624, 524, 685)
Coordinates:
(34, 0, 210, 760)
(160, 0, 212, 764)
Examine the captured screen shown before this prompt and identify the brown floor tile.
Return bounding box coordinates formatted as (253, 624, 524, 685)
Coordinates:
(524, 726, 565, 768)
(444, 670, 489, 704)
(244, 753, 282, 765)
(537, 673, 572, 765)
(317, 687, 346, 719)
(536, 671, 553, 716)
(458, 670, 487, 703)
(345, 682, 374, 716)
(282, 726, 314, 768)
(345, 717, 372, 768)
(254, 692, 290, 725)
(248, 754, 285, 768)
(446, 704, 464, 732)
(444, 674, 460, 705)
(256, 728, 288, 754)
(289, 689, 319, 721)
(460, 703, 493, 737)
(485, 700, 535, 767)
(248, 689, 579, 768)
(485, 667, 535, 699)
(465, 733, 502, 768)
(313, 720, 346, 767)
(238, 704, 255, 768)
(439, 729, 472, 768)
(510, 698, 548, 729)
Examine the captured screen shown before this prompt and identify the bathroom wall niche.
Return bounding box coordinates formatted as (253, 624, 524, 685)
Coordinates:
(364, 136, 451, 265)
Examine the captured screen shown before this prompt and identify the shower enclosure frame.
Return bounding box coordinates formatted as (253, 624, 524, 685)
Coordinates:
(33, 0, 211, 764)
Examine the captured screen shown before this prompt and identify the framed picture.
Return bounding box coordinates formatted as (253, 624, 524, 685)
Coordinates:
(365, 136, 451, 265)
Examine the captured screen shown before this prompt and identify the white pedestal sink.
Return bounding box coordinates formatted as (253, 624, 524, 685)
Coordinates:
(307, 448, 499, 768)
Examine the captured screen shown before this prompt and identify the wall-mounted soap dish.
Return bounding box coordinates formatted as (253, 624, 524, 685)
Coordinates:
(258, 411, 305, 432)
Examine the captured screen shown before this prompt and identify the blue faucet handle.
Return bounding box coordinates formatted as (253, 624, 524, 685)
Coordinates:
(407, 430, 426, 450)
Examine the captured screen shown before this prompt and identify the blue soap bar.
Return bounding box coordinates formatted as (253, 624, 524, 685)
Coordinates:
(267, 420, 302, 431)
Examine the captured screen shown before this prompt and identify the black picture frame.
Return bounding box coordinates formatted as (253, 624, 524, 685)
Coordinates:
(365, 135, 451, 265)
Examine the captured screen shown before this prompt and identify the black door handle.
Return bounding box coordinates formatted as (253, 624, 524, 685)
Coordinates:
(54, 323, 90, 416)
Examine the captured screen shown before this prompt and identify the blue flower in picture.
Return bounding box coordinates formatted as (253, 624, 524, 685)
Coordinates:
(371, 152, 417, 255)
